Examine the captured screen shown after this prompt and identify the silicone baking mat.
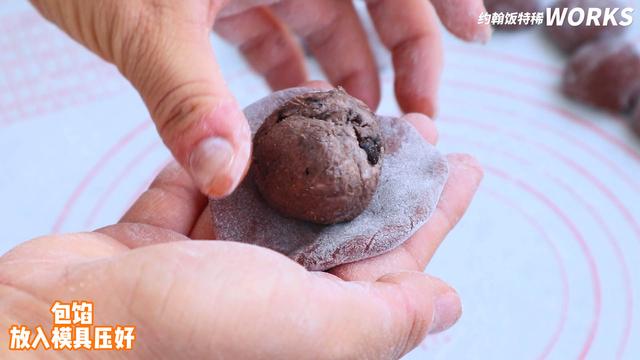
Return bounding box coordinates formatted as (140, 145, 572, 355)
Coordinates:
(1, 1, 639, 358)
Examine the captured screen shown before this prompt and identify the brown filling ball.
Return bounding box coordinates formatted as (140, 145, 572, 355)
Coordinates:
(546, 0, 627, 54)
(563, 40, 640, 112)
(252, 88, 384, 225)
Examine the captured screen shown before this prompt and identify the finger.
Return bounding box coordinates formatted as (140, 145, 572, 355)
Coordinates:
(404, 154, 483, 269)
(120, 162, 208, 235)
(372, 272, 462, 337)
(403, 113, 439, 145)
(113, 6, 252, 199)
(32, 0, 252, 198)
(189, 206, 216, 239)
(366, 0, 443, 116)
(96, 223, 191, 249)
(271, 0, 380, 109)
(331, 154, 483, 281)
(214, 6, 307, 90)
(308, 271, 461, 357)
(430, 0, 492, 42)
(217, 0, 281, 18)
(301, 80, 334, 90)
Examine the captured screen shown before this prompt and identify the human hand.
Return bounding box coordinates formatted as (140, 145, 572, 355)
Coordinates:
(0, 101, 482, 359)
(29, 0, 490, 199)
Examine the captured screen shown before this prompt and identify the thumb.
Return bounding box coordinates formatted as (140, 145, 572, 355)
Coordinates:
(121, 19, 252, 198)
(369, 272, 462, 357)
(377, 272, 462, 336)
(312, 271, 462, 359)
(32, 0, 252, 198)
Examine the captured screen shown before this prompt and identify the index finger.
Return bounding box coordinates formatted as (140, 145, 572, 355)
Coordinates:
(120, 161, 208, 235)
(431, 0, 492, 42)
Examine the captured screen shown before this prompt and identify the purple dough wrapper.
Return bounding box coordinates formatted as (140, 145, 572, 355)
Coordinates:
(209, 88, 449, 271)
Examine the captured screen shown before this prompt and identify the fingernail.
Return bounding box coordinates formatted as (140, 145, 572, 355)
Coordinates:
(429, 289, 462, 334)
(189, 137, 237, 198)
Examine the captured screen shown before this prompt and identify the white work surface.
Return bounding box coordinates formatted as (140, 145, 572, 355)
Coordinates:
(1, 1, 639, 359)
